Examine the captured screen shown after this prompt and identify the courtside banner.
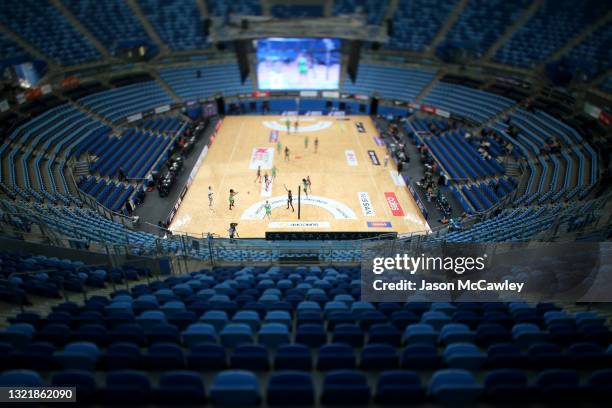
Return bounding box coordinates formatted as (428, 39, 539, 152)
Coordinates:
(358, 192, 375, 216)
(361, 242, 612, 303)
(373, 136, 385, 146)
(384, 192, 404, 216)
(249, 147, 274, 169)
(389, 171, 405, 186)
(345, 150, 358, 166)
(367, 221, 392, 228)
(368, 150, 380, 165)
(355, 122, 366, 133)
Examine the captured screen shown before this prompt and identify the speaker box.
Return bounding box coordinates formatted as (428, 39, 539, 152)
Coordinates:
(216, 97, 226, 116)
(346, 40, 362, 84)
(370, 97, 379, 115)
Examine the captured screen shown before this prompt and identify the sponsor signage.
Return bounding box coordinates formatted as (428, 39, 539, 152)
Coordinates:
(41, 84, 52, 95)
(408, 183, 428, 220)
(367, 221, 392, 228)
(268, 221, 330, 228)
(389, 170, 406, 186)
(155, 105, 170, 114)
(355, 122, 366, 133)
(0, 100, 9, 112)
(354, 94, 369, 101)
(252, 91, 270, 97)
(249, 147, 274, 169)
(322, 91, 339, 98)
(345, 150, 358, 166)
(203, 102, 217, 117)
(368, 150, 380, 165)
(384, 192, 405, 216)
(373, 136, 384, 146)
(358, 192, 375, 216)
(25, 87, 42, 101)
(420, 104, 436, 114)
(436, 109, 450, 118)
(127, 113, 143, 123)
(299, 90, 318, 97)
(60, 76, 79, 89)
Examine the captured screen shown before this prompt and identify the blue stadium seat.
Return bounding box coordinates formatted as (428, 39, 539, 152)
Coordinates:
(374, 370, 426, 404)
(154, 371, 206, 403)
(187, 343, 227, 370)
(483, 369, 534, 402)
(209, 370, 260, 406)
(104, 370, 151, 404)
(321, 370, 371, 405)
(428, 369, 482, 402)
(360, 344, 398, 370)
(230, 344, 269, 371)
(274, 344, 312, 371)
(51, 370, 96, 403)
(267, 371, 315, 405)
(317, 343, 356, 370)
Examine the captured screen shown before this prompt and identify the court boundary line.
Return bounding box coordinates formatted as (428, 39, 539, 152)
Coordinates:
(215, 118, 245, 219)
(350, 117, 394, 221)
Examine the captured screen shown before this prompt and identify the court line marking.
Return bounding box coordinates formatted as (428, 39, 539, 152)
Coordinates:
(350, 117, 393, 220)
(217, 118, 246, 211)
(240, 195, 357, 220)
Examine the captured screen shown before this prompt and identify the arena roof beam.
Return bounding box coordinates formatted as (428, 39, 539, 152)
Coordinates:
(540, 10, 612, 69)
(126, 0, 170, 54)
(482, 0, 544, 61)
(49, 0, 110, 59)
(207, 15, 388, 43)
(429, 0, 470, 55)
(0, 23, 59, 71)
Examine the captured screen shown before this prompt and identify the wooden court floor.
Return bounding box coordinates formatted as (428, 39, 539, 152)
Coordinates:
(169, 115, 430, 238)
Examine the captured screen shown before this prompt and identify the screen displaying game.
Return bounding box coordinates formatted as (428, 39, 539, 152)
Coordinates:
(255, 37, 341, 90)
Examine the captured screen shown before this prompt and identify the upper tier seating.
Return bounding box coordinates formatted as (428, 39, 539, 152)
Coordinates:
(493, 0, 609, 68)
(601, 76, 612, 94)
(62, 0, 151, 53)
(333, 0, 390, 25)
(444, 201, 597, 241)
(88, 128, 172, 180)
(0, 103, 108, 204)
(563, 23, 612, 77)
(342, 65, 435, 101)
(442, 0, 531, 57)
(159, 64, 253, 102)
(0, 32, 32, 69)
(422, 82, 514, 123)
(389, 0, 459, 52)
(78, 177, 135, 213)
(206, 0, 262, 16)
(0, 0, 100, 65)
(138, 0, 209, 51)
(77, 82, 174, 123)
(271, 5, 324, 19)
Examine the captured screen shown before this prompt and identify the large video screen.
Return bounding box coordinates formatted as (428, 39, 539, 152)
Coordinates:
(256, 38, 341, 90)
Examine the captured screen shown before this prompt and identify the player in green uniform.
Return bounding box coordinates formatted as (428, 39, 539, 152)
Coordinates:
(228, 189, 237, 210)
(264, 201, 272, 220)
